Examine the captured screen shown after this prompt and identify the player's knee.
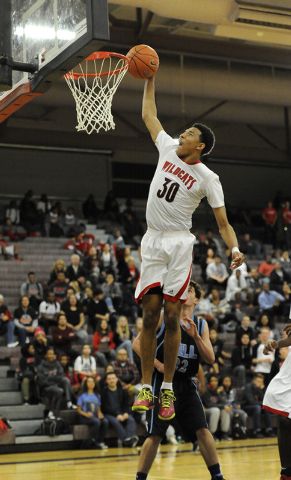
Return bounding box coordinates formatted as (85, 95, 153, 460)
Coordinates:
(164, 309, 180, 332)
(196, 427, 209, 440)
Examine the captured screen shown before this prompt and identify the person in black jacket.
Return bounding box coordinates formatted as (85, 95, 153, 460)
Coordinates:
(66, 254, 86, 289)
(269, 261, 290, 295)
(101, 371, 138, 447)
(231, 333, 255, 387)
(241, 373, 276, 438)
(19, 343, 38, 404)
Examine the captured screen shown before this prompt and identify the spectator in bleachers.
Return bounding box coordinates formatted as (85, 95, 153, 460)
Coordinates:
(59, 353, 80, 398)
(241, 373, 275, 438)
(269, 261, 290, 294)
(20, 190, 41, 233)
(281, 283, 291, 320)
(246, 268, 263, 306)
(280, 250, 291, 278)
(258, 282, 285, 319)
(121, 280, 142, 324)
(258, 254, 275, 278)
(0, 232, 21, 261)
(33, 327, 53, 365)
(209, 328, 231, 374)
(107, 229, 126, 253)
(60, 286, 81, 311)
(123, 212, 144, 249)
(51, 313, 79, 361)
(131, 317, 143, 341)
(201, 374, 231, 441)
(191, 287, 216, 328)
(206, 228, 223, 256)
(101, 371, 138, 447)
(220, 375, 248, 437)
(3, 217, 26, 241)
(99, 242, 117, 278)
(113, 316, 134, 362)
(111, 348, 140, 405)
(87, 288, 112, 332)
(77, 376, 109, 449)
(6, 200, 20, 225)
(282, 200, 291, 250)
(82, 194, 99, 224)
(61, 293, 88, 345)
(20, 271, 43, 312)
(50, 271, 69, 303)
(199, 247, 215, 283)
(48, 206, 64, 237)
(206, 255, 228, 295)
(68, 281, 83, 301)
(101, 273, 122, 313)
(225, 269, 250, 308)
(209, 288, 239, 332)
(231, 333, 255, 387)
(83, 246, 102, 288)
(37, 193, 51, 216)
(254, 313, 280, 340)
(63, 207, 79, 238)
(18, 342, 38, 405)
(38, 292, 60, 334)
(82, 286, 93, 314)
(0, 294, 18, 347)
(98, 364, 116, 391)
(252, 326, 274, 387)
(37, 347, 76, 419)
(48, 259, 67, 286)
(120, 256, 140, 287)
(103, 190, 120, 223)
(92, 319, 117, 367)
(66, 254, 86, 290)
(262, 200, 278, 249)
(117, 246, 132, 279)
(74, 344, 100, 384)
(14, 295, 38, 345)
(65, 231, 95, 257)
(236, 315, 256, 346)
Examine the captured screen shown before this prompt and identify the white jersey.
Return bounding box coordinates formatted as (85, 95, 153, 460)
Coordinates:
(146, 130, 225, 231)
(263, 350, 291, 418)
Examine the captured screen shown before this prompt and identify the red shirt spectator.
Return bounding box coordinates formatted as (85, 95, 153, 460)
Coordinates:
(282, 201, 291, 225)
(262, 202, 277, 226)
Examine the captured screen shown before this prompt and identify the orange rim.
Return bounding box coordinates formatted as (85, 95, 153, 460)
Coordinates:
(64, 51, 129, 79)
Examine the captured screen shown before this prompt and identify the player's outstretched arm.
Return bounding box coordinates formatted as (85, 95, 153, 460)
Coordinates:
(142, 76, 163, 143)
(213, 206, 244, 270)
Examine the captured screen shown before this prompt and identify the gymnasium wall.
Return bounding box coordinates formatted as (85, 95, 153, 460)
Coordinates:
(0, 144, 290, 213)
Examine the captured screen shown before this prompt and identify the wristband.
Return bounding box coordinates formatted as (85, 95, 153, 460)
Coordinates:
(232, 247, 239, 254)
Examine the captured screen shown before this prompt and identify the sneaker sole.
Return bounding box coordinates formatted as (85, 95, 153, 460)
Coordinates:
(158, 412, 176, 421)
(132, 405, 155, 411)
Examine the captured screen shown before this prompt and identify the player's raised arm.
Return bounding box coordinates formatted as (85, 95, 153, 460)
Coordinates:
(142, 76, 163, 143)
(212, 205, 244, 270)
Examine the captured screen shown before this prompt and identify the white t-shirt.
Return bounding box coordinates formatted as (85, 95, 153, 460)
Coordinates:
(39, 301, 60, 319)
(74, 355, 96, 373)
(255, 343, 274, 374)
(146, 130, 224, 231)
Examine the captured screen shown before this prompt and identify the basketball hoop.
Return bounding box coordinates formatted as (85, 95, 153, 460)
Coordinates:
(64, 52, 129, 134)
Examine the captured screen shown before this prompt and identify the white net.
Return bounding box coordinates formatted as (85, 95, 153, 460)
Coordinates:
(64, 53, 128, 134)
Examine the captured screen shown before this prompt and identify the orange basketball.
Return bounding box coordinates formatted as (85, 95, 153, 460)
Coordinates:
(126, 45, 159, 79)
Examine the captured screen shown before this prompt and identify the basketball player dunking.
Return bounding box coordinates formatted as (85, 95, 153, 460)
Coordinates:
(132, 74, 244, 420)
(133, 280, 226, 480)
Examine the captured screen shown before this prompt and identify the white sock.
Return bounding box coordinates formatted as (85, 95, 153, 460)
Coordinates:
(67, 401, 72, 408)
(142, 384, 152, 392)
(161, 382, 173, 391)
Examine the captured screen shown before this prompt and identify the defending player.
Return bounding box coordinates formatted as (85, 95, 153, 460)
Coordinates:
(133, 74, 244, 420)
(133, 280, 226, 480)
(263, 316, 291, 480)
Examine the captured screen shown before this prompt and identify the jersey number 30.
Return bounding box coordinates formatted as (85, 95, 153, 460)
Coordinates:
(157, 177, 180, 203)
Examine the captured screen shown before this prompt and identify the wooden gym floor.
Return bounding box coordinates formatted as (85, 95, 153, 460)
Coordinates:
(0, 438, 280, 480)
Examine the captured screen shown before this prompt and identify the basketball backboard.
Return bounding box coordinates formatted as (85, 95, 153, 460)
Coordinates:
(0, 0, 109, 122)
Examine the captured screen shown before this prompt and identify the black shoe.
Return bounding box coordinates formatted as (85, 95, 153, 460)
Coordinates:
(254, 430, 264, 439)
(192, 441, 199, 452)
(123, 435, 139, 447)
(266, 429, 276, 438)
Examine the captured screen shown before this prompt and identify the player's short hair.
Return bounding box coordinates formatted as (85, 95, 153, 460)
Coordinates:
(189, 279, 201, 300)
(193, 123, 215, 156)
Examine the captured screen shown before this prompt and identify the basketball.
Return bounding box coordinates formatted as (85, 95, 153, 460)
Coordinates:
(126, 45, 159, 80)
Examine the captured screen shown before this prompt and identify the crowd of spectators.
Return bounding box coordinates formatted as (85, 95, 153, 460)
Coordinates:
(0, 190, 291, 447)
